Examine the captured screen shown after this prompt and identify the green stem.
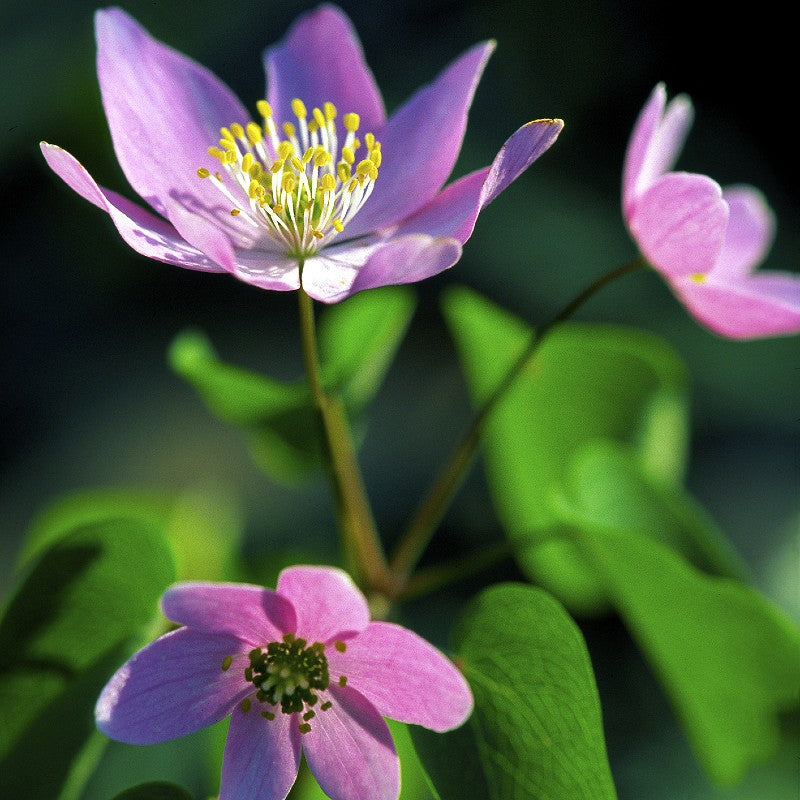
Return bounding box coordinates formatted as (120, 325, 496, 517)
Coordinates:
(297, 284, 391, 593)
(388, 258, 644, 589)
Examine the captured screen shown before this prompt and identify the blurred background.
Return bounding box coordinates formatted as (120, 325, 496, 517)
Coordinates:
(2, 1, 797, 797)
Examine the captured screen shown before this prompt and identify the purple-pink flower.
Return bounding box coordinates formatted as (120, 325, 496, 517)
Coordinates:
(623, 83, 800, 339)
(41, 5, 562, 304)
(95, 566, 472, 800)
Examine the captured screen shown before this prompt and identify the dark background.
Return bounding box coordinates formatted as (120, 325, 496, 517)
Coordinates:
(1, 1, 797, 797)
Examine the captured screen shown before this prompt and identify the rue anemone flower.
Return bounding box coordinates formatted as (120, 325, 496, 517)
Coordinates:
(95, 566, 472, 800)
(623, 83, 800, 339)
(41, 5, 562, 303)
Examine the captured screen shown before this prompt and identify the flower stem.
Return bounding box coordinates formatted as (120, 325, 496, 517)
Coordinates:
(297, 284, 391, 593)
(387, 257, 644, 590)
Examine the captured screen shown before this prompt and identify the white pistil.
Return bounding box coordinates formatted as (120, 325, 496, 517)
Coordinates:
(198, 97, 381, 259)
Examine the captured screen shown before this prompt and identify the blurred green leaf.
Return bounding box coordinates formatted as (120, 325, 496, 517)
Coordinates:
(169, 287, 415, 484)
(112, 782, 194, 800)
(0, 517, 176, 800)
(20, 487, 242, 583)
(552, 458, 800, 786)
(413, 583, 617, 800)
(442, 285, 690, 612)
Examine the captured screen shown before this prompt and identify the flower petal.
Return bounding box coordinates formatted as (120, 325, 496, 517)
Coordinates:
(276, 566, 370, 643)
(220, 705, 302, 800)
(265, 4, 385, 133)
(670, 271, 800, 339)
(164, 197, 237, 271)
(95, 8, 249, 236)
(227, 248, 302, 292)
(162, 583, 297, 645)
(343, 41, 495, 238)
(301, 234, 462, 303)
(303, 685, 399, 800)
(628, 172, 728, 278)
(95, 628, 250, 744)
(40, 143, 227, 273)
(713, 185, 776, 278)
(623, 84, 693, 211)
(327, 621, 473, 732)
(395, 119, 564, 243)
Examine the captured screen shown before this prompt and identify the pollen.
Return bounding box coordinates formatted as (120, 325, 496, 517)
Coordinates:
(195, 96, 381, 258)
(689, 272, 708, 283)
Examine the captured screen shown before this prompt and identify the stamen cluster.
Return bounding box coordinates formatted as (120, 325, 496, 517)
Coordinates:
(245, 633, 330, 714)
(198, 99, 381, 258)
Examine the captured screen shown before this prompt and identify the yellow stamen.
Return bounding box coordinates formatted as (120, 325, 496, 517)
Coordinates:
(324, 102, 337, 121)
(246, 122, 263, 144)
(241, 153, 254, 172)
(197, 167, 211, 178)
(257, 100, 272, 119)
(283, 121, 296, 139)
(364, 132, 375, 150)
(230, 122, 244, 140)
(312, 107, 326, 127)
(277, 141, 294, 159)
(690, 273, 707, 283)
(320, 173, 336, 191)
(220, 127, 234, 142)
(332, 218, 344, 232)
(337, 163, 351, 182)
(343, 113, 360, 132)
(291, 98, 307, 118)
(230, 208, 241, 216)
(341, 146, 355, 165)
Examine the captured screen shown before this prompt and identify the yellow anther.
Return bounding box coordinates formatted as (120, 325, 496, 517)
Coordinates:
(302, 147, 315, 164)
(271, 159, 285, 174)
(230, 122, 244, 140)
(220, 127, 235, 141)
(313, 150, 332, 168)
(215, 172, 222, 181)
(291, 98, 307, 118)
(225, 150, 236, 165)
(249, 162, 263, 178)
(311, 229, 324, 239)
(308, 120, 319, 134)
(196, 167, 211, 178)
(347, 178, 358, 192)
(341, 146, 355, 165)
(369, 165, 378, 180)
(256, 100, 273, 119)
(230, 208, 241, 216)
(220, 139, 237, 152)
(337, 163, 351, 182)
(356, 159, 374, 175)
(332, 218, 344, 233)
(241, 153, 254, 172)
(277, 141, 294, 159)
(248, 179, 261, 199)
(369, 149, 382, 167)
(690, 273, 707, 283)
(289, 156, 303, 171)
(365, 132, 375, 150)
(320, 173, 336, 191)
(312, 107, 326, 127)
(283, 121, 296, 139)
(352, 138, 361, 152)
(372, 141, 381, 151)
(246, 122, 263, 144)
(324, 102, 337, 121)
(343, 112, 360, 132)
(207, 146, 225, 161)
(282, 173, 296, 193)
(272, 204, 284, 214)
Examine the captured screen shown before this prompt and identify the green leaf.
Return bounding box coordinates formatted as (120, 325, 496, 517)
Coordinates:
(413, 583, 617, 800)
(442, 286, 690, 612)
(552, 456, 800, 785)
(169, 288, 414, 484)
(111, 782, 194, 800)
(0, 517, 176, 800)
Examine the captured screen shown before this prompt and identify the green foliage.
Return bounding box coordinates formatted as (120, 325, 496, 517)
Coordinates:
(442, 285, 690, 612)
(413, 583, 617, 800)
(112, 783, 195, 800)
(169, 287, 415, 484)
(552, 444, 800, 785)
(0, 515, 176, 800)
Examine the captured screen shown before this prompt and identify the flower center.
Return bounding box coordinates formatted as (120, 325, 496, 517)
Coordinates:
(198, 99, 381, 258)
(245, 633, 329, 714)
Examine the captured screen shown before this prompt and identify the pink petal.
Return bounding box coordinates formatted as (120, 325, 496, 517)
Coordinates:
(162, 583, 297, 646)
(627, 172, 728, 278)
(265, 4, 385, 133)
(623, 84, 693, 212)
(220, 705, 302, 800)
(303, 685, 399, 800)
(670, 271, 800, 339)
(394, 119, 564, 243)
(227, 248, 302, 292)
(164, 198, 237, 271)
(327, 621, 473, 732)
(40, 143, 227, 273)
(714, 185, 776, 278)
(343, 41, 495, 238)
(95, 9, 249, 239)
(95, 628, 250, 744)
(302, 234, 461, 304)
(276, 566, 370, 643)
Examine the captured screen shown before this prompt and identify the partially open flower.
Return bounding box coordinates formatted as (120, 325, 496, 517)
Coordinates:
(95, 566, 473, 800)
(623, 83, 800, 339)
(42, 5, 562, 303)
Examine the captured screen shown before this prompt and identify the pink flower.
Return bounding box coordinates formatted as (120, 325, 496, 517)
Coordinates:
(41, 5, 562, 303)
(95, 566, 472, 800)
(623, 83, 800, 339)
